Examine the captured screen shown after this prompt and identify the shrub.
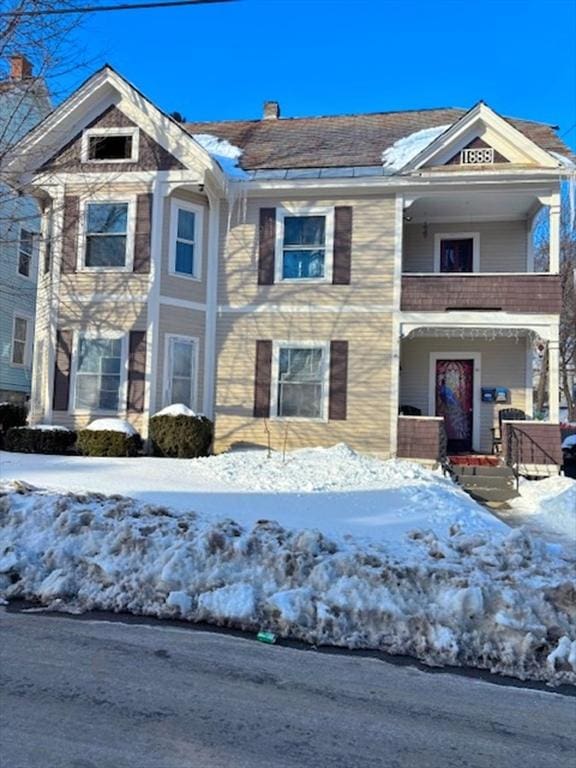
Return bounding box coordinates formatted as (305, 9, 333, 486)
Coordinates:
(5, 426, 76, 455)
(77, 429, 142, 457)
(0, 403, 27, 437)
(149, 414, 213, 458)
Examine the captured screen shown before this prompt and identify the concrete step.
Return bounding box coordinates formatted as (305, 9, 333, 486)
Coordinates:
(451, 465, 514, 478)
(467, 487, 520, 503)
(457, 475, 516, 491)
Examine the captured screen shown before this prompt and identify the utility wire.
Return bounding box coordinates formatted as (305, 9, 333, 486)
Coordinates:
(0, 0, 234, 16)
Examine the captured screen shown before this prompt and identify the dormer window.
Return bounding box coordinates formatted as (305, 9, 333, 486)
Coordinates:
(81, 127, 139, 163)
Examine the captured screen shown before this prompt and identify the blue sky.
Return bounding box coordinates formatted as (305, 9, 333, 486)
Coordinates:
(62, 0, 575, 150)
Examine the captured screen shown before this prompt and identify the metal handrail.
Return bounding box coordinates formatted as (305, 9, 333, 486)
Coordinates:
(505, 424, 558, 483)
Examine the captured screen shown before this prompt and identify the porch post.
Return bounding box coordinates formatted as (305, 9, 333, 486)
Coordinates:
(548, 196, 561, 274)
(548, 337, 560, 423)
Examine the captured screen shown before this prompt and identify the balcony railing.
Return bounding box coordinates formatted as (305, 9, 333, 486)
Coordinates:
(400, 274, 562, 314)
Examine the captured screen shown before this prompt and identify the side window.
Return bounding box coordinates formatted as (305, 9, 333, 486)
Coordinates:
(11, 315, 31, 366)
(84, 202, 129, 268)
(75, 336, 123, 411)
(170, 201, 202, 278)
(166, 336, 197, 407)
(274, 345, 327, 419)
(280, 215, 327, 280)
(18, 229, 36, 277)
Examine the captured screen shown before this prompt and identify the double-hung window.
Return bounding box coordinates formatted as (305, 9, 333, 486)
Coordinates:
(11, 315, 31, 366)
(171, 201, 202, 278)
(275, 345, 327, 419)
(18, 228, 36, 277)
(280, 214, 328, 280)
(84, 202, 129, 268)
(166, 336, 197, 407)
(75, 336, 123, 411)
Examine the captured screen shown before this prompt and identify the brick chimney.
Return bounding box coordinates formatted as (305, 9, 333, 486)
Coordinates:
(263, 101, 280, 120)
(10, 55, 33, 81)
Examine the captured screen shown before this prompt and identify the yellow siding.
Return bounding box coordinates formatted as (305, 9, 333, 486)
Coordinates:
(403, 220, 529, 273)
(214, 312, 395, 456)
(399, 336, 528, 453)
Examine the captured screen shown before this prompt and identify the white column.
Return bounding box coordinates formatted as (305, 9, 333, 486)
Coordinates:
(548, 335, 560, 423)
(549, 196, 561, 274)
(203, 186, 220, 419)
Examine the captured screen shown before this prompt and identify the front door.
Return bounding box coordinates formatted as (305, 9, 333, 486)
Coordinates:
(435, 359, 474, 453)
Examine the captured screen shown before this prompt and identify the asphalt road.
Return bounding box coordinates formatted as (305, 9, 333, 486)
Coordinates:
(1, 609, 575, 768)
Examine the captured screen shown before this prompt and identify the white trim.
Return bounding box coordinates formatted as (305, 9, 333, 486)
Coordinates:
(69, 293, 148, 304)
(429, 351, 481, 452)
(162, 334, 199, 410)
(203, 190, 220, 418)
(17, 225, 39, 280)
(270, 340, 331, 422)
(433, 231, 480, 272)
(77, 196, 137, 272)
(401, 311, 560, 341)
(402, 271, 539, 277)
(80, 126, 140, 164)
(390, 194, 404, 456)
(274, 205, 335, 284)
(168, 197, 204, 280)
(525, 336, 534, 417)
(70, 330, 128, 416)
(218, 303, 394, 314)
(10, 312, 33, 368)
(159, 295, 207, 312)
(143, 177, 164, 426)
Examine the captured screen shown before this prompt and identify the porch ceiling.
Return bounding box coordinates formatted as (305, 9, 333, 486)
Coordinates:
(405, 191, 539, 221)
(402, 326, 540, 340)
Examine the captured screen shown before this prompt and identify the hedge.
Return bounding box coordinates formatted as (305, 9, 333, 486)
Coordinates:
(149, 414, 213, 458)
(77, 429, 142, 457)
(0, 403, 27, 437)
(5, 427, 76, 455)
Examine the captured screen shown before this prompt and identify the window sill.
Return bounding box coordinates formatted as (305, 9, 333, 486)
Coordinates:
(169, 270, 202, 282)
(275, 277, 332, 285)
(77, 266, 133, 273)
(269, 415, 328, 424)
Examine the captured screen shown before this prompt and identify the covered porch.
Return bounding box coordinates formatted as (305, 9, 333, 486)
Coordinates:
(395, 318, 561, 471)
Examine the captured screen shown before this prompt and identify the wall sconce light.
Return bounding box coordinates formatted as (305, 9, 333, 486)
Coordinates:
(403, 215, 412, 222)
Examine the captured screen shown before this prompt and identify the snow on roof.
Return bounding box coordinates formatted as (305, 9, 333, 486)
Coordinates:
(191, 133, 249, 179)
(153, 404, 198, 418)
(381, 124, 451, 171)
(84, 418, 137, 436)
(551, 151, 576, 169)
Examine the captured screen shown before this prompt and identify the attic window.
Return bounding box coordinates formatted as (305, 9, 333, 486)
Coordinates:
(81, 128, 139, 163)
(461, 147, 494, 165)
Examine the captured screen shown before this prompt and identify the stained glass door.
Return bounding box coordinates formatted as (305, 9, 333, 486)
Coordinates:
(435, 359, 474, 453)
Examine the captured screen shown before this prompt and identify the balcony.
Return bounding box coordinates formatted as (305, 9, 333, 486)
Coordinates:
(400, 274, 562, 314)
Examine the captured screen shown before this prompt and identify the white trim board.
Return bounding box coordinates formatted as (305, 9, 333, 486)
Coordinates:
(428, 351, 481, 452)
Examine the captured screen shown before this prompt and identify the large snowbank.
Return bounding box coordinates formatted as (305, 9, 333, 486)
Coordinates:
(507, 476, 576, 543)
(382, 125, 451, 171)
(1, 481, 574, 685)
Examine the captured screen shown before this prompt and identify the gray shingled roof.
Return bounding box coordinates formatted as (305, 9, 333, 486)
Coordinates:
(184, 107, 574, 171)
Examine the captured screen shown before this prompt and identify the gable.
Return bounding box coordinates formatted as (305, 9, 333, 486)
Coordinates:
(41, 105, 185, 173)
(444, 137, 509, 166)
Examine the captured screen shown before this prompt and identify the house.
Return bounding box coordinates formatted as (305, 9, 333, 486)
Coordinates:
(4, 65, 574, 471)
(0, 56, 51, 403)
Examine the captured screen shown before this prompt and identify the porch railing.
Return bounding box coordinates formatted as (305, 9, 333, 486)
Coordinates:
(503, 421, 562, 480)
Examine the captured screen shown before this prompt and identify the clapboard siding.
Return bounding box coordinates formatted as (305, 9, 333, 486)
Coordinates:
(217, 196, 396, 307)
(399, 336, 528, 453)
(403, 220, 529, 273)
(213, 312, 394, 455)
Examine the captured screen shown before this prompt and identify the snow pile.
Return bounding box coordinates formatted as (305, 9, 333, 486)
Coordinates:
(1, 481, 575, 684)
(16, 424, 70, 432)
(153, 404, 198, 418)
(382, 125, 451, 171)
(84, 419, 137, 436)
(562, 434, 576, 449)
(192, 133, 248, 180)
(508, 476, 576, 542)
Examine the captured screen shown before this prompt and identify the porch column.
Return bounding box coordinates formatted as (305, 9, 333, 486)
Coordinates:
(549, 196, 561, 274)
(548, 338, 560, 422)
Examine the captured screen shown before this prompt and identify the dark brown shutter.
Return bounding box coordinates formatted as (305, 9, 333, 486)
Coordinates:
(253, 340, 273, 417)
(133, 193, 152, 273)
(332, 206, 353, 285)
(329, 340, 348, 420)
(258, 208, 276, 285)
(61, 196, 79, 273)
(52, 330, 73, 411)
(127, 331, 147, 412)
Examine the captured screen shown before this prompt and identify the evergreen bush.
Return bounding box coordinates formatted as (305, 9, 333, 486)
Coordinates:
(77, 429, 142, 457)
(0, 403, 27, 439)
(149, 414, 213, 458)
(5, 427, 76, 455)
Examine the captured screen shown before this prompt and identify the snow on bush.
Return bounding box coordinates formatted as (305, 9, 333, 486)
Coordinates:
(153, 404, 198, 418)
(85, 419, 137, 435)
(1, 481, 575, 685)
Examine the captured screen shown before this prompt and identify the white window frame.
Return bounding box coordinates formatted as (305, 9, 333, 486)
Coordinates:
(77, 196, 136, 272)
(10, 312, 33, 368)
(275, 206, 335, 284)
(428, 351, 481, 452)
(163, 334, 199, 409)
(270, 340, 330, 422)
(433, 232, 480, 273)
(71, 331, 128, 415)
(81, 126, 140, 164)
(169, 198, 204, 281)
(17, 226, 38, 279)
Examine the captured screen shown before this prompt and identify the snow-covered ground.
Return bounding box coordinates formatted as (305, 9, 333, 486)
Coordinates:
(501, 476, 576, 544)
(1, 445, 574, 684)
(0, 446, 503, 545)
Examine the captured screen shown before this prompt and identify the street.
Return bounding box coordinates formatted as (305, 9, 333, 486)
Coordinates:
(1, 608, 574, 768)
